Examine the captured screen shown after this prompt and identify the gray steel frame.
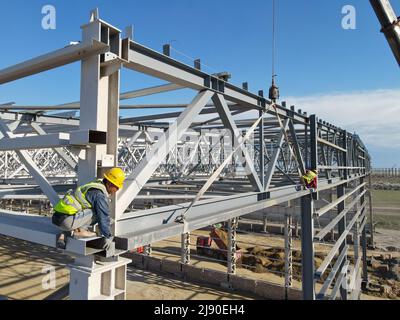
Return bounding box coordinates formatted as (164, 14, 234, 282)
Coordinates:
(0, 11, 372, 300)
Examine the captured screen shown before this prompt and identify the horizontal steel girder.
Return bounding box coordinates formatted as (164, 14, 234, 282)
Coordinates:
(0, 40, 109, 85)
(114, 174, 367, 250)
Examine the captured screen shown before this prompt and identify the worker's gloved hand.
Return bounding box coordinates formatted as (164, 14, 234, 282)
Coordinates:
(102, 237, 114, 251)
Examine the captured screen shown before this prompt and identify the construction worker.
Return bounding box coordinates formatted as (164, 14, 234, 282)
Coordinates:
(51, 167, 126, 250)
(301, 169, 318, 191)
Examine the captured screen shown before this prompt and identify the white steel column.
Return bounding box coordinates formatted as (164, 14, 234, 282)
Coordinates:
(284, 213, 293, 299)
(78, 18, 109, 184)
(106, 55, 122, 236)
(180, 232, 191, 265)
(227, 217, 238, 275)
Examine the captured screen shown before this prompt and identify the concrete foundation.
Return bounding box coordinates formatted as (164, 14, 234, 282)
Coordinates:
(124, 252, 302, 300)
(68, 256, 130, 300)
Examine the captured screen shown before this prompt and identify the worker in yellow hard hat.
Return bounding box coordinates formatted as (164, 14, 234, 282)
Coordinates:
(52, 167, 126, 250)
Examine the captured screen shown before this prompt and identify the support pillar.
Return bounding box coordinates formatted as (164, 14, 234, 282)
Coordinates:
(361, 177, 369, 290)
(284, 213, 293, 299)
(180, 232, 191, 265)
(262, 213, 268, 233)
(259, 110, 265, 187)
(368, 174, 374, 247)
(337, 184, 348, 300)
(227, 217, 238, 275)
(78, 19, 110, 184)
(300, 194, 315, 300)
(79, 14, 122, 235)
(68, 255, 130, 300)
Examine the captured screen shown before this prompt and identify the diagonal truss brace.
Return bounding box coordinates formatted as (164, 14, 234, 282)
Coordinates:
(264, 119, 290, 191)
(288, 120, 306, 176)
(0, 119, 60, 206)
(117, 90, 214, 215)
(212, 93, 263, 191)
(30, 122, 77, 170)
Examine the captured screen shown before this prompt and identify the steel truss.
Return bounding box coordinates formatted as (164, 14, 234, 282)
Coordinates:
(0, 10, 371, 300)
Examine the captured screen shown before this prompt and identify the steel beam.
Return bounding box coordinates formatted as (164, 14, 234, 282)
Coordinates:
(0, 132, 70, 151)
(337, 184, 348, 300)
(123, 39, 309, 124)
(0, 40, 109, 85)
(300, 194, 315, 300)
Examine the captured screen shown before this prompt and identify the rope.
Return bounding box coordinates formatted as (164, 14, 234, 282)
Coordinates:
(272, 0, 277, 80)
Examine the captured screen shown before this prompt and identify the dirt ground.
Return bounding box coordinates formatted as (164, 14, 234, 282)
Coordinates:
(0, 236, 71, 300)
(0, 227, 398, 300)
(148, 228, 399, 300)
(126, 268, 258, 300)
(0, 235, 258, 300)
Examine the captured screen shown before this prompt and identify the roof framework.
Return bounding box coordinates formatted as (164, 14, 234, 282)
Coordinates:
(0, 10, 371, 300)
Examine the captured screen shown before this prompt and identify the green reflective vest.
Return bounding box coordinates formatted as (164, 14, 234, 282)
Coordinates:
(54, 180, 108, 215)
(302, 171, 317, 184)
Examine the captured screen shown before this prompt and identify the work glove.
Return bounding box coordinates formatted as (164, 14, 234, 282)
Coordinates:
(102, 237, 114, 251)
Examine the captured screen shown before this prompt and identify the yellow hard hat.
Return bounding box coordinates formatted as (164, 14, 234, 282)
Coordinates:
(104, 167, 125, 189)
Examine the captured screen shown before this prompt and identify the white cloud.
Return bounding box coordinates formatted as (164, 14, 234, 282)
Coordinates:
(284, 88, 400, 149)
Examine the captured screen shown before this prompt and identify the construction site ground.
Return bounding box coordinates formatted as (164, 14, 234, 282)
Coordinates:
(0, 235, 259, 300)
(0, 228, 397, 300)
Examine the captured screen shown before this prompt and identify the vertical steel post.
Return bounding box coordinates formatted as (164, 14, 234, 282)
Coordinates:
(310, 115, 319, 201)
(262, 213, 268, 233)
(227, 217, 238, 275)
(180, 232, 191, 265)
(361, 177, 369, 289)
(259, 110, 265, 188)
(368, 174, 375, 247)
(342, 131, 348, 180)
(284, 213, 293, 299)
(354, 219, 360, 263)
(337, 184, 348, 300)
(310, 115, 318, 170)
(305, 120, 309, 168)
(107, 55, 121, 236)
(300, 115, 318, 300)
(300, 194, 315, 300)
(79, 19, 109, 184)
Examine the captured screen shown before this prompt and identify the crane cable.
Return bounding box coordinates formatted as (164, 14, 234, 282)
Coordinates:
(272, 0, 276, 83)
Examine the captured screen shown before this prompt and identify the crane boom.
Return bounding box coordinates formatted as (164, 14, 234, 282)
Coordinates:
(370, 0, 400, 66)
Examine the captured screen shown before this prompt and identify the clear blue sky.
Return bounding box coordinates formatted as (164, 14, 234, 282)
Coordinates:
(0, 0, 399, 166)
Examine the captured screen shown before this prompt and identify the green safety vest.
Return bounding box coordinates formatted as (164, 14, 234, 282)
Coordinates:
(54, 180, 108, 215)
(303, 171, 317, 184)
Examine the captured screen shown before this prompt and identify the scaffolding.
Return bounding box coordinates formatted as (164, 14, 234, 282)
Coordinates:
(0, 10, 372, 300)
